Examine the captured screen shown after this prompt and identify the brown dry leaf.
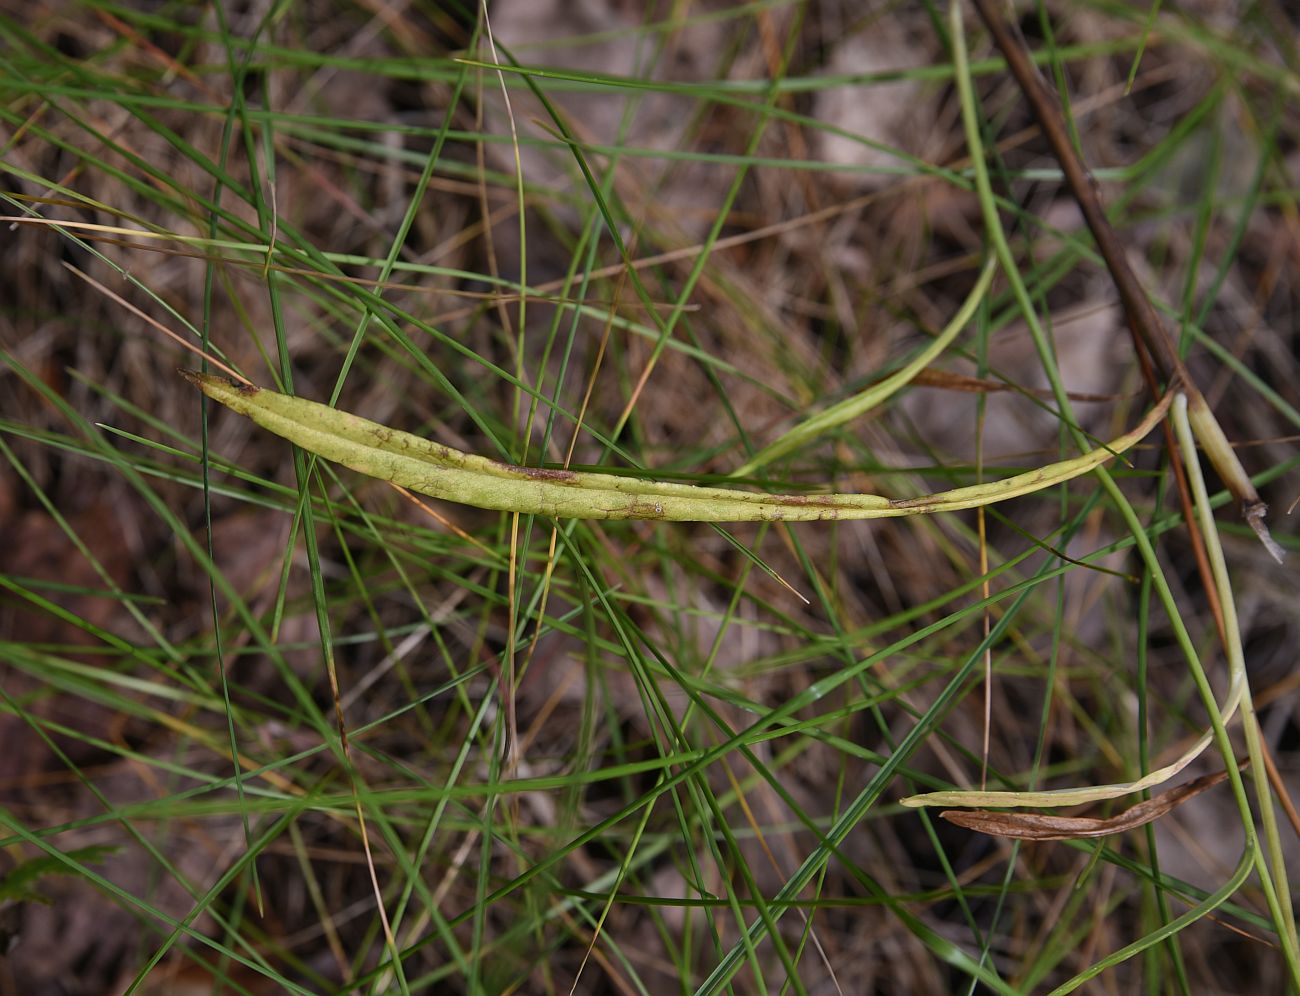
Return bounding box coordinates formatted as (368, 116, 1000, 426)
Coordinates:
(940, 767, 1236, 841)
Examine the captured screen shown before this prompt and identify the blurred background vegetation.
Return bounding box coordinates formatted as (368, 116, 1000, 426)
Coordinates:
(1, 1, 1298, 992)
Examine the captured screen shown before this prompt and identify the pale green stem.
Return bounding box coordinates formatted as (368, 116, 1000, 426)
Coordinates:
(1173, 393, 1299, 963)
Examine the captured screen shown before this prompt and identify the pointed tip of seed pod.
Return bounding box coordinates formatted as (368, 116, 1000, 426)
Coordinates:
(178, 367, 222, 395)
(1244, 500, 1285, 564)
(179, 368, 259, 397)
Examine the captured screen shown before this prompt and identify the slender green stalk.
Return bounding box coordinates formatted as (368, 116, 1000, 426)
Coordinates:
(1172, 393, 1300, 970)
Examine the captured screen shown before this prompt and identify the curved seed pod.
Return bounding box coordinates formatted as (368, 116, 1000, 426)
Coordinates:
(183, 370, 1169, 523)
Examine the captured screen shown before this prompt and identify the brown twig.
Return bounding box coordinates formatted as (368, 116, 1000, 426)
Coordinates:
(969, 0, 1278, 560)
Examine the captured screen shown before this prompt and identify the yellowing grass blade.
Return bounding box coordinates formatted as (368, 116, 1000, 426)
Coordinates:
(183, 370, 1169, 523)
(732, 258, 998, 477)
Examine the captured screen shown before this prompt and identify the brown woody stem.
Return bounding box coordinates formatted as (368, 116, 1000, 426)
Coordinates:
(969, 0, 1278, 560)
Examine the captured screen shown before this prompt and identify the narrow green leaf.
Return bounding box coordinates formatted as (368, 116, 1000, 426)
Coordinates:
(732, 257, 998, 476)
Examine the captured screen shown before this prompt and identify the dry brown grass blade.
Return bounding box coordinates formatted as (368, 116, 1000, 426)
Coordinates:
(940, 767, 1236, 841)
(908, 368, 1121, 402)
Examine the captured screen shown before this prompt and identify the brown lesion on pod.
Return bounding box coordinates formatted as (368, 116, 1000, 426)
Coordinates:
(773, 493, 850, 510)
(493, 461, 580, 483)
(179, 369, 259, 396)
(888, 494, 943, 510)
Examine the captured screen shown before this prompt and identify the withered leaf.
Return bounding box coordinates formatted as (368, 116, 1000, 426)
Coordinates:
(940, 768, 1234, 841)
